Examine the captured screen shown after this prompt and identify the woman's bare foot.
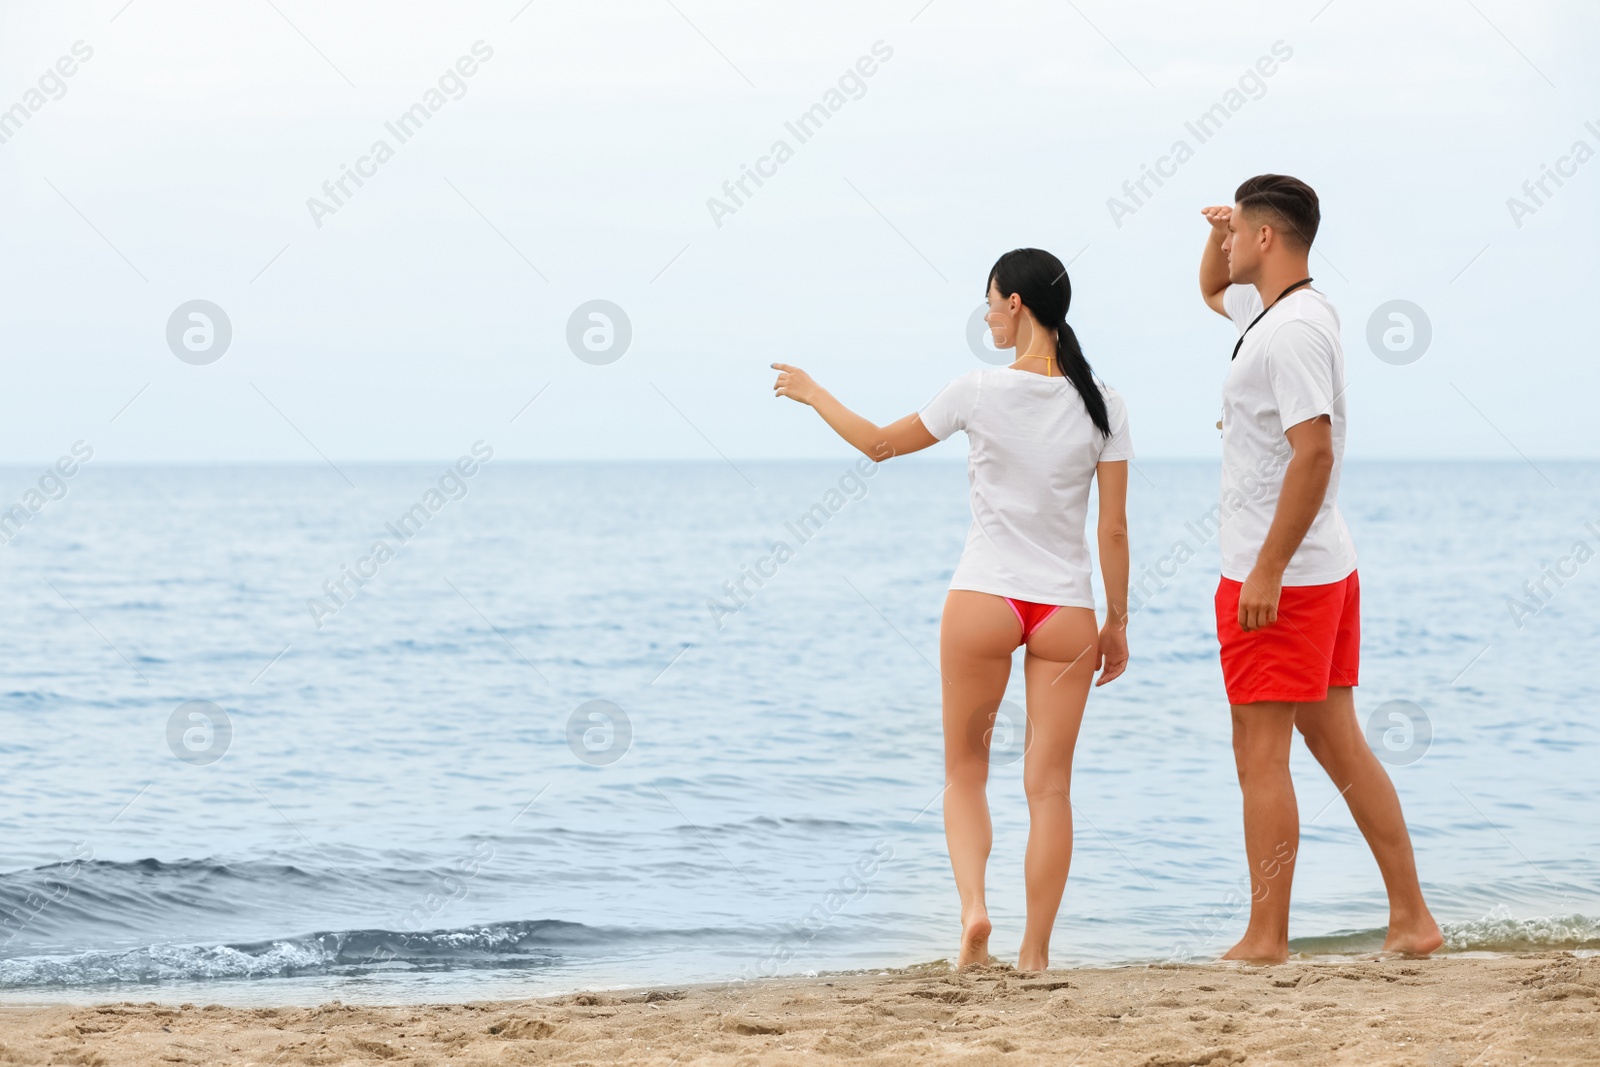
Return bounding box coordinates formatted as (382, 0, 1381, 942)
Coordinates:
(1220, 936, 1288, 964)
(958, 911, 992, 968)
(1016, 947, 1047, 972)
(1383, 916, 1444, 956)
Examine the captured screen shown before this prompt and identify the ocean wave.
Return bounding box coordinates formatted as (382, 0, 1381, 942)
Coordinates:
(1289, 913, 1600, 956)
(8, 911, 1599, 989)
(0, 938, 340, 987)
(0, 920, 611, 988)
(1441, 912, 1600, 953)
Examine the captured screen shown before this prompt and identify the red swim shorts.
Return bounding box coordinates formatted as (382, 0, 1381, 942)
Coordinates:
(1214, 570, 1360, 706)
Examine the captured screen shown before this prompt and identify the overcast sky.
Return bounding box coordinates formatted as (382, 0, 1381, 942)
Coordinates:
(1, 0, 1595, 463)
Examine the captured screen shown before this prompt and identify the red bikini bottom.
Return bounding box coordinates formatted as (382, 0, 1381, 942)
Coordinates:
(1004, 598, 1060, 639)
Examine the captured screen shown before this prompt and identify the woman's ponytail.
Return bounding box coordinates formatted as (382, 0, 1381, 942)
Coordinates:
(1053, 321, 1111, 438)
(987, 248, 1112, 438)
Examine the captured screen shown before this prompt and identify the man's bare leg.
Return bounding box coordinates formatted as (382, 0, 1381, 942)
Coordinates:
(1223, 701, 1300, 963)
(1015, 607, 1098, 972)
(939, 591, 1018, 967)
(1295, 687, 1444, 955)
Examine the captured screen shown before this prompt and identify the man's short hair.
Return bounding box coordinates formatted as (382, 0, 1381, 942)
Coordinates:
(1235, 174, 1320, 250)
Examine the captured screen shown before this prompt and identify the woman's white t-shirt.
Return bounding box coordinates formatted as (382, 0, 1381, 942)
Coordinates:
(918, 366, 1134, 608)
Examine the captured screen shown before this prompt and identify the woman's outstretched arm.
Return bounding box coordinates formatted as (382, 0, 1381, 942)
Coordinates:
(772, 362, 938, 461)
(1094, 459, 1130, 686)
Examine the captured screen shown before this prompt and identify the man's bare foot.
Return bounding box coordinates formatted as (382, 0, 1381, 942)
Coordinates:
(1220, 936, 1288, 964)
(957, 911, 992, 968)
(1383, 916, 1444, 956)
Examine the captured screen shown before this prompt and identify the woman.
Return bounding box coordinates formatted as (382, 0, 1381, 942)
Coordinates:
(772, 248, 1132, 972)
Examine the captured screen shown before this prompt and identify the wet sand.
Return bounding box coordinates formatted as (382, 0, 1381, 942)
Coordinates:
(2, 953, 1596, 1065)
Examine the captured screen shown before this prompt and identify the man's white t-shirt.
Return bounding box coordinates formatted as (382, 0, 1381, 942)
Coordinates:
(919, 366, 1134, 608)
(1219, 284, 1357, 586)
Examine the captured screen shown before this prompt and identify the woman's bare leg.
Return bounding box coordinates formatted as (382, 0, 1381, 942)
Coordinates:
(1015, 607, 1098, 972)
(939, 590, 1020, 967)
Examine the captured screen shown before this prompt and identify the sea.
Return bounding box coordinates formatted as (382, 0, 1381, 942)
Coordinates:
(0, 459, 1596, 1005)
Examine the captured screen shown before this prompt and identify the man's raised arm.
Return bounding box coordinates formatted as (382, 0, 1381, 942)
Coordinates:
(1199, 205, 1234, 318)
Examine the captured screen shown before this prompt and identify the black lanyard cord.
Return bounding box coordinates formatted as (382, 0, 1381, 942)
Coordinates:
(1231, 277, 1314, 361)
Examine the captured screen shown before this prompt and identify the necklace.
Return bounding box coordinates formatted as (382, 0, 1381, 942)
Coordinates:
(1012, 353, 1056, 376)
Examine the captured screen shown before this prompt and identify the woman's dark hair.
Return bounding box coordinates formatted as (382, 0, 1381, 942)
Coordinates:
(986, 248, 1111, 437)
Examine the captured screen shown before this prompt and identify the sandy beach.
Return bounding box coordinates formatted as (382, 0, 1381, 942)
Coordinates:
(2, 953, 1596, 1065)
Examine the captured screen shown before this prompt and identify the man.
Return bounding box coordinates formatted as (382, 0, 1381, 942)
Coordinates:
(1198, 174, 1442, 962)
